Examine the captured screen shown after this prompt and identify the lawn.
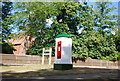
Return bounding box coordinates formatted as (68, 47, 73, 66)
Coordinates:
(1, 65, 119, 78)
(1, 64, 53, 73)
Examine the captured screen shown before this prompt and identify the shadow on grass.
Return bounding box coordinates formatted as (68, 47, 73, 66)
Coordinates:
(39, 68, 53, 71)
(2, 67, 119, 79)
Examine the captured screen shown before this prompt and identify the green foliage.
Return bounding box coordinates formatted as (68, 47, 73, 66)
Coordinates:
(115, 27, 120, 52)
(1, 2, 16, 53)
(9, 2, 119, 61)
(1, 41, 16, 54)
(2, 2, 12, 20)
(94, 2, 117, 35)
(2, 2, 13, 42)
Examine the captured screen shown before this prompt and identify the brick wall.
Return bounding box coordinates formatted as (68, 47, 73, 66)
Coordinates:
(0, 54, 119, 67)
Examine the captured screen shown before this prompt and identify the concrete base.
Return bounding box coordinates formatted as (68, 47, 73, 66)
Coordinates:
(54, 64, 73, 70)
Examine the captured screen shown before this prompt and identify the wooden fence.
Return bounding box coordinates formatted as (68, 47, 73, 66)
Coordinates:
(0, 54, 119, 68)
(1, 54, 54, 65)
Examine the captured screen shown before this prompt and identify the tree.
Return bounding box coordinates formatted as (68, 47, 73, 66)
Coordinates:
(92, 2, 118, 60)
(69, 2, 119, 60)
(1, 41, 16, 54)
(10, 2, 58, 55)
(1, 2, 15, 54)
(10, 2, 119, 60)
(27, 2, 94, 56)
(94, 2, 117, 35)
(2, 2, 13, 42)
(115, 27, 120, 52)
(73, 2, 118, 60)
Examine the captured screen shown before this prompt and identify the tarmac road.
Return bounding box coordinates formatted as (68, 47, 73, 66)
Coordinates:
(1, 72, 119, 81)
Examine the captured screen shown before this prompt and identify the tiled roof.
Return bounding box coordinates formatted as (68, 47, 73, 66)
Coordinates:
(9, 38, 25, 44)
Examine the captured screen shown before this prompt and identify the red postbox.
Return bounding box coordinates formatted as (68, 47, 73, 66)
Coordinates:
(54, 33, 73, 70)
(57, 41, 62, 59)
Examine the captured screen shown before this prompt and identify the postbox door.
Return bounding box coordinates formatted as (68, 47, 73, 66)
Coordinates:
(57, 41, 61, 59)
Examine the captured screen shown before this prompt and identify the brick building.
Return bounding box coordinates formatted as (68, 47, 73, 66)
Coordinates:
(9, 33, 35, 55)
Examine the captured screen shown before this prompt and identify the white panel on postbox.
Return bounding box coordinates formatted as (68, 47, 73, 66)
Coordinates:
(54, 37, 72, 64)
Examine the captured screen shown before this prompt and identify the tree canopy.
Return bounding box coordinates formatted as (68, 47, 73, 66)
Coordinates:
(5, 2, 120, 61)
(2, 2, 13, 42)
(1, 2, 16, 54)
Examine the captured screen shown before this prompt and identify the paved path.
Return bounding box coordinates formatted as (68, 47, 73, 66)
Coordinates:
(73, 65, 119, 69)
(2, 72, 118, 80)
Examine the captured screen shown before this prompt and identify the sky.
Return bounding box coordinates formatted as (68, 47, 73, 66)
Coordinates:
(10, 1, 119, 34)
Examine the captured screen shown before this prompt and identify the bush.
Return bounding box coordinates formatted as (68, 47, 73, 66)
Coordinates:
(2, 41, 16, 54)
